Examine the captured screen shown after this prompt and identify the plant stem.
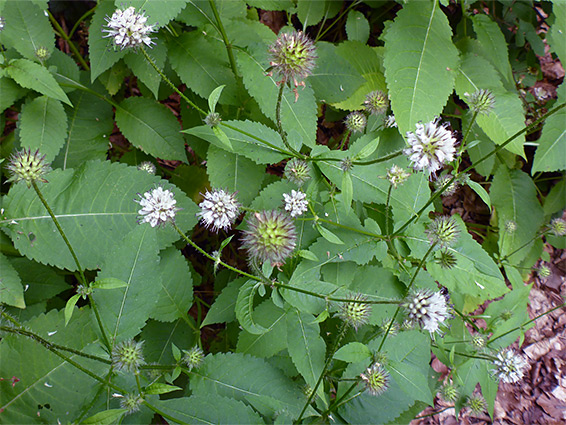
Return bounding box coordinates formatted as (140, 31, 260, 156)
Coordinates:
(498, 230, 545, 264)
(296, 321, 349, 423)
(275, 83, 303, 158)
(208, 0, 240, 80)
(47, 10, 90, 70)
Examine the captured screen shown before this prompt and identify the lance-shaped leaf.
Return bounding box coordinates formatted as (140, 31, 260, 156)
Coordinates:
(236, 279, 268, 335)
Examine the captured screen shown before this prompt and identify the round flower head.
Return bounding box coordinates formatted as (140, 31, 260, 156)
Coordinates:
(35, 46, 50, 62)
(241, 210, 297, 266)
(435, 250, 457, 269)
(284, 158, 311, 186)
(492, 349, 528, 383)
(504, 220, 517, 234)
(111, 339, 145, 373)
(360, 363, 390, 396)
(6, 149, 51, 187)
(549, 218, 566, 236)
(439, 382, 459, 403)
(466, 394, 487, 415)
(197, 189, 240, 232)
(340, 157, 353, 173)
(425, 216, 460, 249)
(283, 190, 308, 217)
(345, 111, 367, 133)
(204, 112, 221, 127)
(136, 186, 179, 227)
(404, 118, 457, 175)
(364, 91, 389, 116)
(384, 114, 397, 128)
(536, 264, 551, 278)
(464, 89, 495, 116)
(137, 161, 156, 174)
(471, 334, 486, 349)
(434, 174, 459, 196)
(268, 30, 316, 86)
(182, 346, 205, 371)
(120, 393, 143, 414)
(337, 293, 372, 331)
(403, 289, 450, 334)
(379, 318, 399, 336)
(103, 6, 155, 50)
(386, 164, 410, 188)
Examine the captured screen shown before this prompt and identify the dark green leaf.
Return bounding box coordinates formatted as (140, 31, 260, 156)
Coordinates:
(235, 280, 268, 335)
(237, 299, 287, 357)
(346, 10, 370, 43)
(0, 253, 25, 308)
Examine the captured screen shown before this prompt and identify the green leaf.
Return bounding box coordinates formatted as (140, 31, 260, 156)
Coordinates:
(491, 168, 544, 265)
(0, 253, 25, 308)
(155, 394, 265, 425)
(19, 96, 68, 162)
(532, 103, 566, 172)
(236, 280, 268, 335)
(236, 43, 317, 147)
(472, 14, 513, 85)
(82, 409, 127, 425)
(6, 59, 71, 105)
(212, 126, 234, 151)
(0, 76, 27, 113)
(334, 342, 372, 363)
(115, 97, 186, 162)
(119, 0, 189, 28)
(123, 37, 167, 98)
(7, 257, 69, 304)
(144, 383, 182, 395)
(93, 225, 161, 343)
(341, 172, 353, 211)
(207, 145, 266, 205)
(316, 223, 345, 245)
(201, 278, 243, 327)
(190, 352, 305, 417)
(466, 180, 491, 212)
(88, 1, 127, 81)
(53, 82, 114, 170)
(0, 0, 55, 61)
(297, 249, 318, 262)
(346, 10, 370, 43)
(168, 31, 239, 105)
(92, 278, 128, 289)
(3, 161, 198, 271)
(64, 294, 81, 325)
(208, 85, 225, 112)
(149, 247, 194, 323)
(140, 319, 196, 364)
(237, 299, 287, 357)
(286, 308, 326, 391)
(383, 0, 459, 136)
(0, 309, 107, 424)
(548, 3, 566, 67)
(297, 0, 325, 27)
(185, 120, 288, 164)
(308, 42, 365, 104)
(245, 0, 293, 11)
(354, 136, 380, 160)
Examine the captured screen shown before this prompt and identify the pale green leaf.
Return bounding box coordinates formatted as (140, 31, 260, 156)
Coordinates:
(115, 97, 186, 162)
(6, 59, 71, 105)
(64, 294, 81, 325)
(94, 225, 161, 343)
(383, 0, 459, 136)
(208, 85, 225, 112)
(235, 280, 268, 335)
(19, 96, 67, 162)
(149, 247, 194, 323)
(92, 278, 128, 289)
(316, 224, 345, 245)
(145, 383, 182, 395)
(334, 342, 372, 363)
(3, 160, 198, 271)
(346, 10, 370, 43)
(0, 253, 25, 308)
(82, 409, 127, 425)
(237, 299, 287, 357)
(207, 145, 266, 205)
(341, 172, 353, 211)
(0, 0, 55, 61)
(466, 180, 491, 212)
(212, 126, 234, 151)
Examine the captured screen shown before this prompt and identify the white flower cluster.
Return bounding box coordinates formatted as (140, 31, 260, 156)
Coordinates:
(136, 187, 178, 227)
(404, 289, 450, 334)
(404, 118, 457, 175)
(283, 190, 308, 217)
(492, 349, 528, 384)
(103, 7, 155, 50)
(197, 189, 240, 232)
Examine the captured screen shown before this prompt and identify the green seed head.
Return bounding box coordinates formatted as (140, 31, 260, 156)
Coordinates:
(6, 149, 51, 187)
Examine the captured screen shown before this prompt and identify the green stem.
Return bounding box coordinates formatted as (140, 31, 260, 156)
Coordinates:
(275, 83, 303, 158)
(309, 149, 403, 165)
(68, 6, 97, 39)
(221, 122, 293, 156)
(140, 46, 206, 115)
(208, 0, 240, 80)
(456, 109, 480, 170)
(316, 217, 387, 240)
(498, 230, 545, 264)
(47, 10, 90, 70)
(297, 321, 349, 423)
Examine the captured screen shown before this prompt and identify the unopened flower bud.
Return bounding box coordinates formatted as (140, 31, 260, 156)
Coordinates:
(386, 165, 410, 188)
(364, 91, 388, 116)
(204, 112, 221, 127)
(425, 216, 460, 249)
(284, 158, 311, 186)
(360, 363, 389, 396)
(337, 293, 372, 331)
(6, 149, 51, 187)
(182, 346, 205, 371)
(120, 393, 143, 414)
(466, 394, 487, 415)
(464, 89, 495, 115)
(111, 339, 145, 373)
(345, 111, 367, 133)
(137, 161, 156, 174)
(439, 382, 459, 403)
(549, 218, 566, 236)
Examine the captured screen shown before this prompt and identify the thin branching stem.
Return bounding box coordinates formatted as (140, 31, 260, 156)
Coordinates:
(47, 10, 90, 70)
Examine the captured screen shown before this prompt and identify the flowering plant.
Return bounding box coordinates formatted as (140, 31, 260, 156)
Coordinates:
(0, 1, 564, 424)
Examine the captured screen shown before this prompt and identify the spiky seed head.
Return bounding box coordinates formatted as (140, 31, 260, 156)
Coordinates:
(404, 118, 457, 176)
(337, 293, 372, 331)
(360, 363, 390, 396)
(536, 264, 551, 278)
(340, 157, 353, 173)
(436, 250, 457, 269)
(492, 349, 528, 383)
(135, 187, 179, 227)
(425, 216, 460, 249)
(472, 334, 486, 348)
(504, 220, 517, 234)
(268, 30, 317, 84)
(197, 189, 240, 233)
(103, 6, 155, 50)
(182, 346, 205, 371)
(372, 351, 389, 366)
(120, 393, 144, 414)
(384, 114, 397, 128)
(35, 46, 50, 61)
(403, 289, 450, 334)
(204, 111, 221, 127)
(283, 190, 308, 218)
(464, 89, 495, 115)
(434, 174, 459, 196)
(379, 318, 399, 336)
(137, 161, 156, 174)
(345, 111, 367, 133)
(439, 382, 459, 403)
(284, 158, 311, 186)
(241, 210, 297, 266)
(6, 149, 51, 187)
(364, 91, 389, 116)
(549, 218, 566, 236)
(499, 309, 513, 322)
(466, 394, 487, 415)
(111, 339, 145, 373)
(386, 164, 410, 188)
